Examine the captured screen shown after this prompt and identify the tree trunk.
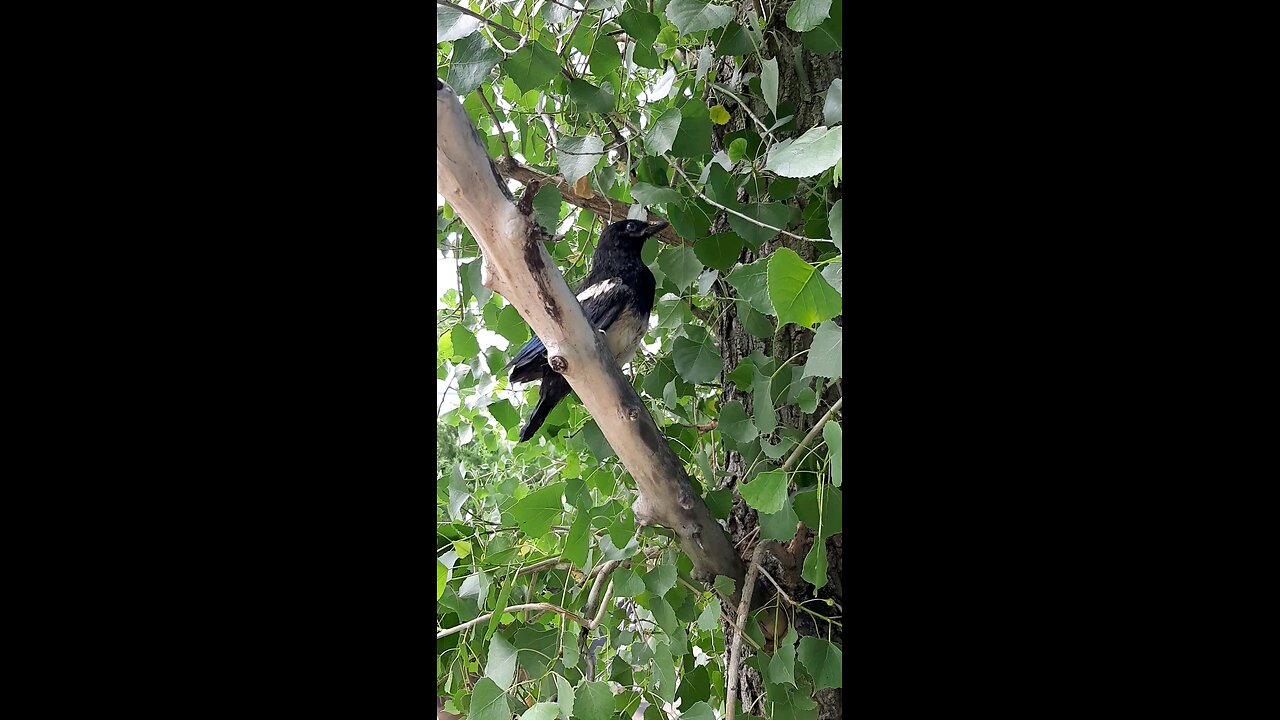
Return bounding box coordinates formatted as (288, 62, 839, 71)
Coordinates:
(713, 8, 844, 718)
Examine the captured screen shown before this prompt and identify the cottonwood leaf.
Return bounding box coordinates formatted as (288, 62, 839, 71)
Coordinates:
(436, 559, 448, 599)
(562, 510, 591, 568)
(506, 41, 561, 94)
(821, 261, 842, 295)
(714, 575, 736, 598)
(612, 569, 646, 596)
(588, 37, 622, 76)
(802, 537, 828, 588)
(798, 637, 842, 691)
(767, 625, 799, 686)
(765, 126, 843, 178)
(554, 674, 574, 720)
(521, 703, 560, 720)
(761, 56, 779, 118)
(509, 482, 566, 537)
(631, 181, 682, 206)
(680, 702, 716, 720)
(726, 258, 775, 315)
(823, 78, 842, 126)
(485, 631, 518, 690)
(786, 0, 832, 32)
(767, 247, 841, 328)
(568, 78, 616, 113)
(446, 34, 500, 96)
(694, 233, 744, 272)
(657, 245, 703, 291)
(740, 470, 787, 514)
(801, 0, 842, 53)
(556, 135, 604, 187)
(617, 8, 662, 44)
(651, 639, 678, 702)
(727, 202, 792, 250)
(644, 108, 682, 156)
(672, 100, 712, 158)
(709, 104, 731, 124)
(719, 401, 757, 443)
(575, 681, 615, 719)
(672, 334, 722, 384)
(802, 321, 841, 379)
(829, 198, 842, 250)
(696, 602, 721, 630)
(758, 500, 800, 541)
(437, 4, 482, 42)
(825, 422, 842, 487)
(665, 0, 734, 35)
(470, 678, 511, 720)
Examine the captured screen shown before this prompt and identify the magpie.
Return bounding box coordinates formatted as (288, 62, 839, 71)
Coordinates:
(508, 219, 667, 442)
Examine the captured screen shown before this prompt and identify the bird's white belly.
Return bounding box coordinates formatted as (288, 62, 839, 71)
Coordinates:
(605, 311, 647, 365)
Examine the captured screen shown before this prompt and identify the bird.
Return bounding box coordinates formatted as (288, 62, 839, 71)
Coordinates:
(508, 218, 667, 442)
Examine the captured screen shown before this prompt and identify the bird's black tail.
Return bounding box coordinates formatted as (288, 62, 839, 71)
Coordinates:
(519, 372, 570, 442)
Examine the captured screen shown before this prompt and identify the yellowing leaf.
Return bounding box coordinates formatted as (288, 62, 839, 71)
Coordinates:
(709, 104, 730, 124)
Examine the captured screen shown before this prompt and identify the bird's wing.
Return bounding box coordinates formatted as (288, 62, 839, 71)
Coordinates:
(507, 277, 634, 383)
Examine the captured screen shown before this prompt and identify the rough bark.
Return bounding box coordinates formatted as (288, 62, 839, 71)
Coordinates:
(436, 79, 751, 607)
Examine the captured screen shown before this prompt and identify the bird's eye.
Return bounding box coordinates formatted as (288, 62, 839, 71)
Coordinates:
(628, 221, 639, 231)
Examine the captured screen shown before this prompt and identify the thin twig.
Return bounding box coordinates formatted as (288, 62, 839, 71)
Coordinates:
(758, 566, 843, 628)
(476, 88, 514, 164)
(710, 82, 779, 147)
(667, 158, 818, 242)
(726, 541, 769, 720)
(436, 1, 521, 39)
(782, 397, 843, 472)
(437, 602, 591, 639)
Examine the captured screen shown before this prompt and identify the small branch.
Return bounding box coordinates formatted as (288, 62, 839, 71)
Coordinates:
(685, 298, 711, 323)
(667, 158, 818, 242)
(684, 420, 718, 433)
(726, 541, 769, 720)
(436, 1, 521, 40)
(436, 602, 590, 639)
(758, 566, 843, 628)
(475, 88, 514, 164)
(782, 397, 843, 472)
(584, 559, 622, 619)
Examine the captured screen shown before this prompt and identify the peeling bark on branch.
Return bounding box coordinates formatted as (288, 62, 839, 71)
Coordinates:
(436, 80, 749, 607)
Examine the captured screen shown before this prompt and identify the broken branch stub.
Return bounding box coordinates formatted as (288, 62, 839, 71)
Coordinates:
(435, 80, 750, 607)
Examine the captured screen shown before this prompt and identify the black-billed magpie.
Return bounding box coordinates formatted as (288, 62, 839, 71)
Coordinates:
(509, 219, 667, 442)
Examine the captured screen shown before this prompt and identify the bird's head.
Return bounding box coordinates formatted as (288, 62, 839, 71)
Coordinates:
(600, 219, 669, 253)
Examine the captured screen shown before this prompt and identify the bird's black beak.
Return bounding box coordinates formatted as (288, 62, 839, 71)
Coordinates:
(641, 220, 669, 237)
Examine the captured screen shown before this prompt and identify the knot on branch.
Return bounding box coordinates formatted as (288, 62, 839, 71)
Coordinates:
(549, 355, 568, 373)
(622, 406, 642, 421)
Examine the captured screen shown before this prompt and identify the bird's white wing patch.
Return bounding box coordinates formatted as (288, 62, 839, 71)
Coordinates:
(577, 278, 620, 302)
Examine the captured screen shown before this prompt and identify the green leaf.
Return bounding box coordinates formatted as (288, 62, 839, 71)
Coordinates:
(644, 108, 682, 157)
(714, 575, 736, 598)
(437, 4, 482, 42)
(451, 325, 480, 357)
(802, 321, 841, 379)
(740, 470, 787, 514)
(786, 0, 832, 32)
(509, 482, 566, 537)
(767, 248, 841, 328)
(562, 510, 591, 568)
(767, 625, 799, 686)
(718, 401, 757, 443)
(727, 203, 791, 249)
(532, 183, 563, 232)
(581, 420, 616, 461)
(485, 631, 518, 689)
(823, 78, 842, 127)
(672, 100, 712, 158)
(740, 303, 774, 338)
(437, 559, 448, 599)
(630, 181, 682, 207)
(667, 197, 714, 241)
(650, 595, 677, 634)
(709, 104, 731, 124)
(651, 639, 678, 702)
(446, 33, 501, 96)
(657, 245, 703, 292)
(829, 199, 842, 250)
(705, 488, 732, 519)
(521, 703, 561, 720)
(696, 601, 721, 630)
(694, 233, 743, 271)
(726, 258, 775, 315)
(765, 126, 843, 178)
(758, 500, 800, 541)
(554, 673, 575, 720)
(632, 40, 662, 69)
(643, 563, 678, 596)
(495, 304, 530, 346)
(797, 636, 842, 690)
(752, 367, 776, 434)
(588, 36, 622, 76)
(575, 681, 614, 719)
(825, 421, 842, 487)
(557, 135, 605, 187)
(760, 56, 779, 118)
(712, 20, 763, 57)
(470, 678, 511, 720)
(680, 702, 716, 720)
(728, 137, 748, 163)
(568, 78, 616, 113)
(665, 0, 734, 35)
(802, 535, 828, 589)
(802, 0, 842, 53)
(672, 334, 722, 384)
(794, 486, 841, 539)
(505, 42, 561, 95)
(617, 8, 662, 44)
(612, 568, 646, 596)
